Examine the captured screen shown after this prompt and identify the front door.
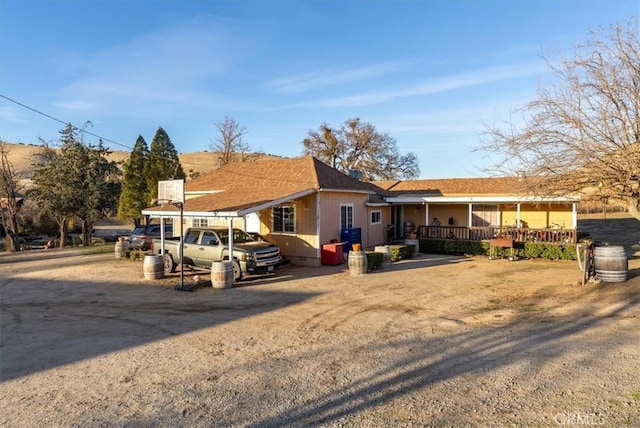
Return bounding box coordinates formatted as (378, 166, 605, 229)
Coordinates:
(390, 205, 403, 241)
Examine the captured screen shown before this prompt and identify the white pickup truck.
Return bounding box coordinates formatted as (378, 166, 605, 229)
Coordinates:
(151, 227, 281, 281)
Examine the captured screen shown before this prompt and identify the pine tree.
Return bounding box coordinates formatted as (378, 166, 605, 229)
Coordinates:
(76, 138, 121, 245)
(117, 135, 149, 227)
(30, 124, 121, 246)
(143, 127, 185, 208)
(29, 124, 80, 247)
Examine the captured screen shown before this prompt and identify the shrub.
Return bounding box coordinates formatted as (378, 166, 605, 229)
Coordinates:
(390, 245, 415, 262)
(419, 238, 577, 260)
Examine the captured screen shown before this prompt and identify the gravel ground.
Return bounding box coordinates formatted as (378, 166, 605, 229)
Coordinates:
(1, 223, 639, 427)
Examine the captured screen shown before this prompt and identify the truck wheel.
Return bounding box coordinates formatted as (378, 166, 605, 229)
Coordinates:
(163, 254, 176, 274)
(232, 260, 242, 282)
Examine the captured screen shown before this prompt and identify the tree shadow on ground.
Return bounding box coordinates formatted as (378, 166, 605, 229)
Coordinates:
(0, 275, 319, 381)
(240, 289, 639, 427)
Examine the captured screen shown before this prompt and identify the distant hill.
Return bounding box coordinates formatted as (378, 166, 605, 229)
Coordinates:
(0, 142, 280, 179)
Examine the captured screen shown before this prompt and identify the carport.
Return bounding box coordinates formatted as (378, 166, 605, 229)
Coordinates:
(141, 185, 317, 286)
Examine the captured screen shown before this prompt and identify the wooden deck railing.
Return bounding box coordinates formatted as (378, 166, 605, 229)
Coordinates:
(415, 225, 577, 244)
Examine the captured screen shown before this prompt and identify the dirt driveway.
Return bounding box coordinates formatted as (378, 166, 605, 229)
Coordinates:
(1, 232, 639, 427)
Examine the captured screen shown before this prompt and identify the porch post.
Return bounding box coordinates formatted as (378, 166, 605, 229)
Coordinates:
(516, 203, 521, 227)
(468, 203, 472, 227)
(572, 203, 578, 228)
(424, 201, 429, 227)
(228, 217, 234, 264)
(160, 216, 166, 255)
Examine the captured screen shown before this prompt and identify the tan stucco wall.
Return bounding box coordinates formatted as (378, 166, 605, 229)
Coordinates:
(256, 193, 321, 267)
(501, 203, 573, 228)
(253, 192, 388, 266)
(404, 204, 470, 231)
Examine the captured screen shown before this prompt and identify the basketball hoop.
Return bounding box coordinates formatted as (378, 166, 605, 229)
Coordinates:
(157, 180, 186, 291)
(158, 180, 184, 204)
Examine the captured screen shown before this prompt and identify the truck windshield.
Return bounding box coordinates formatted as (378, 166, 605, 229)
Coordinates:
(217, 229, 255, 245)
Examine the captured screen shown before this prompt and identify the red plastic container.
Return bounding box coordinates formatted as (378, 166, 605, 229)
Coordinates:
(321, 243, 345, 265)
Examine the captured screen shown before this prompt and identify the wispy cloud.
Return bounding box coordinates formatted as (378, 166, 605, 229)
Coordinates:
(267, 60, 411, 94)
(275, 60, 548, 110)
(0, 105, 28, 124)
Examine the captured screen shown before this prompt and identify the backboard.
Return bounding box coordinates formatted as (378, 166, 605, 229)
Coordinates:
(158, 179, 184, 204)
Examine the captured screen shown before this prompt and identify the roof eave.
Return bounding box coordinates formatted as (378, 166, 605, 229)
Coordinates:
(143, 188, 318, 218)
(386, 195, 581, 203)
(320, 188, 376, 194)
(236, 188, 317, 216)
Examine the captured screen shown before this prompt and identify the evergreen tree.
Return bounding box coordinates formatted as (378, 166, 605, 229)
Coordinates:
(117, 135, 149, 227)
(29, 124, 80, 247)
(143, 127, 185, 210)
(75, 138, 121, 245)
(29, 124, 121, 246)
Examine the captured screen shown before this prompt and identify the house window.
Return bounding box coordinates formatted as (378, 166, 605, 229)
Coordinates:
(340, 204, 354, 230)
(472, 205, 498, 227)
(370, 210, 382, 225)
(192, 218, 209, 228)
(273, 205, 295, 233)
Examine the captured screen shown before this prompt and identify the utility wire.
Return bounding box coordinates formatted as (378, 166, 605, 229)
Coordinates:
(1, 93, 197, 163)
(0, 94, 318, 185)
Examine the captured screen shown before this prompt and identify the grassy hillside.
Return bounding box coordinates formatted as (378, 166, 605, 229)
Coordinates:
(1, 141, 278, 179)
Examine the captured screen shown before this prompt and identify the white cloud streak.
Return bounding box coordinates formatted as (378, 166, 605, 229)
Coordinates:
(267, 60, 411, 94)
(321, 61, 548, 108)
(272, 60, 548, 111)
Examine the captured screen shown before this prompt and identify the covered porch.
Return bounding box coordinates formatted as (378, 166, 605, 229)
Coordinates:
(388, 196, 581, 245)
(415, 224, 578, 244)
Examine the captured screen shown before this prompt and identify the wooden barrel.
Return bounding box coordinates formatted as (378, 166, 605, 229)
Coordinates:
(115, 241, 125, 259)
(404, 239, 419, 257)
(211, 261, 233, 289)
(594, 246, 628, 283)
(143, 254, 164, 280)
(348, 251, 367, 276)
(374, 245, 391, 269)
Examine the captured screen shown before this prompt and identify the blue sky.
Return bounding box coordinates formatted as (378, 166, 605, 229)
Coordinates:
(1, 1, 638, 178)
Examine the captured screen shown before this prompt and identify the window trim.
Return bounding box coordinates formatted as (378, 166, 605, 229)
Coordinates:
(340, 203, 354, 230)
(192, 217, 209, 228)
(272, 205, 296, 234)
(370, 210, 382, 225)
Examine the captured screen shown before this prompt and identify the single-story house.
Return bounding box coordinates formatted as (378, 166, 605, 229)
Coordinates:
(142, 157, 580, 267)
(143, 156, 390, 266)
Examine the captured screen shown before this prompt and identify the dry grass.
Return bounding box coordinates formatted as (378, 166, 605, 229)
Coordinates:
(2, 142, 279, 179)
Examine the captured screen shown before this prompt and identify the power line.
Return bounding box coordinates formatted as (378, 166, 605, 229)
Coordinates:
(0, 93, 212, 167)
(1, 93, 133, 151)
(0, 94, 316, 184)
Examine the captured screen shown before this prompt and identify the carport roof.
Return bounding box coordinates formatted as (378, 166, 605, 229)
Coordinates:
(143, 156, 380, 217)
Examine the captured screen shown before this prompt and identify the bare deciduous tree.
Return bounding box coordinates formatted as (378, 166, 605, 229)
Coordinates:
(479, 20, 640, 220)
(0, 142, 24, 252)
(210, 116, 253, 166)
(303, 118, 420, 181)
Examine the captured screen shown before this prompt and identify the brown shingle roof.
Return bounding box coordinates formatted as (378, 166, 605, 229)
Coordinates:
(374, 177, 531, 196)
(152, 156, 379, 214)
(188, 156, 378, 192)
